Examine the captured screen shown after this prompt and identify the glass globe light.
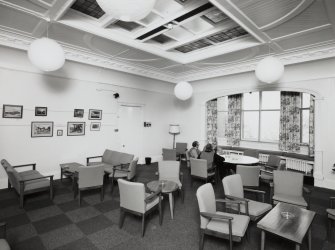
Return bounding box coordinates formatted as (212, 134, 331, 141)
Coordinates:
(28, 38, 65, 72)
(96, 0, 157, 22)
(255, 56, 284, 84)
(174, 81, 193, 101)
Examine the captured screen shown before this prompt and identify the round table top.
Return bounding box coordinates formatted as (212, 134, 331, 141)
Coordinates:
(147, 180, 178, 194)
(220, 154, 259, 165)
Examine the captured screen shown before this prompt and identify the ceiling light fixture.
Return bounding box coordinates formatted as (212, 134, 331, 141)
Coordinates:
(255, 43, 284, 84)
(174, 81, 193, 101)
(96, 0, 157, 22)
(27, 22, 65, 72)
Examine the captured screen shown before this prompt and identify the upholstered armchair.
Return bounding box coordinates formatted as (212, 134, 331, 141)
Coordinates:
(236, 165, 261, 187)
(243, 149, 259, 158)
(175, 142, 187, 161)
(1, 159, 53, 208)
(327, 197, 335, 240)
(259, 155, 283, 183)
(271, 170, 311, 209)
(190, 158, 215, 185)
(196, 183, 250, 250)
(158, 160, 184, 202)
(162, 148, 177, 161)
(118, 179, 162, 237)
(222, 174, 272, 221)
(0, 222, 10, 250)
(110, 157, 139, 193)
(77, 165, 104, 206)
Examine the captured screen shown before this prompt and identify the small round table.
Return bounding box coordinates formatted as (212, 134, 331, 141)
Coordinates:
(222, 155, 260, 165)
(147, 180, 178, 219)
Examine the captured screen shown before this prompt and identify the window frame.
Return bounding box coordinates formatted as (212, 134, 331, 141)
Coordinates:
(300, 93, 310, 145)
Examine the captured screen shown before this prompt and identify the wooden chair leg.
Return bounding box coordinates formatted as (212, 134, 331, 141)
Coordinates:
(141, 214, 146, 237)
(78, 190, 81, 206)
(101, 186, 104, 201)
(111, 176, 114, 193)
(119, 208, 125, 228)
(181, 188, 184, 203)
(159, 196, 162, 225)
(199, 230, 205, 250)
(7, 180, 11, 189)
(19, 194, 24, 208)
(50, 177, 54, 200)
(328, 218, 332, 241)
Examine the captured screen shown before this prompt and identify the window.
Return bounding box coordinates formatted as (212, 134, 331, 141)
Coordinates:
(301, 93, 310, 144)
(242, 91, 280, 142)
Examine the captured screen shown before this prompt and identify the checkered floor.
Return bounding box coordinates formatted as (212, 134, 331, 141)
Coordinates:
(0, 162, 334, 250)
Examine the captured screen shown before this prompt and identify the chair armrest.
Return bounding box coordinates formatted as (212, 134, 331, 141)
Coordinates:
(216, 199, 242, 213)
(225, 195, 249, 202)
(200, 212, 233, 221)
(86, 156, 103, 165)
(260, 169, 273, 175)
(13, 163, 36, 170)
(19, 175, 54, 183)
(112, 167, 130, 173)
(145, 189, 161, 203)
(244, 188, 266, 194)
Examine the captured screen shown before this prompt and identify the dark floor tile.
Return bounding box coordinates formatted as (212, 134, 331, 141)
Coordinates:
(0, 205, 25, 220)
(57, 199, 89, 213)
(94, 199, 119, 213)
(0, 189, 17, 201)
(7, 223, 37, 244)
(33, 214, 72, 234)
(0, 197, 19, 208)
(6, 213, 30, 229)
(76, 214, 112, 235)
(13, 236, 46, 250)
(24, 197, 54, 211)
(66, 206, 101, 223)
(27, 205, 63, 222)
(54, 237, 98, 250)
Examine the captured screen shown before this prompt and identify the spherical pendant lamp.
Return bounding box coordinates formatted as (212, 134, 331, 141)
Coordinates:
(28, 38, 65, 72)
(255, 56, 284, 84)
(96, 0, 157, 22)
(174, 81, 193, 101)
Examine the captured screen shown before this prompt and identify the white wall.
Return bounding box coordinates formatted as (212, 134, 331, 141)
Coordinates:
(0, 46, 177, 188)
(178, 58, 335, 190)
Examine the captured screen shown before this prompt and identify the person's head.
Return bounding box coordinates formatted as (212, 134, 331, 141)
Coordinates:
(192, 141, 199, 148)
(204, 143, 213, 152)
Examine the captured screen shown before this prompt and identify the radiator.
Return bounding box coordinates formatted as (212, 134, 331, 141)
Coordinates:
(284, 158, 314, 174)
(259, 154, 269, 164)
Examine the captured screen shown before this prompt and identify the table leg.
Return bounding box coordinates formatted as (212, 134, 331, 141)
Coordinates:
(169, 193, 174, 219)
(308, 227, 312, 250)
(261, 230, 265, 250)
(295, 244, 300, 250)
(60, 168, 63, 182)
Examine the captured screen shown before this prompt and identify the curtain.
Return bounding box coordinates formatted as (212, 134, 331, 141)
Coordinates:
(279, 92, 301, 152)
(309, 96, 315, 156)
(206, 99, 217, 146)
(226, 94, 242, 146)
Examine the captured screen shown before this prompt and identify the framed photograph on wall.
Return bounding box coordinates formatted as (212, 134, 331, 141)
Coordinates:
(31, 122, 53, 137)
(90, 122, 101, 131)
(3, 104, 23, 118)
(88, 109, 102, 120)
(57, 130, 63, 136)
(74, 109, 84, 118)
(35, 106, 47, 116)
(67, 122, 85, 136)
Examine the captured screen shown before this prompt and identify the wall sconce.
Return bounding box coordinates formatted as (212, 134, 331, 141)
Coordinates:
(144, 122, 151, 127)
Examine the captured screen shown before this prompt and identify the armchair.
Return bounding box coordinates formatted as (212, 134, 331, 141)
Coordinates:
(175, 142, 187, 161)
(259, 155, 283, 183)
(77, 165, 104, 206)
(158, 161, 184, 202)
(327, 197, 335, 240)
(110, 157, 139, 193)
(196, 183, 250, 250)
(118, 179, 162, 237)
(190, 158, 215, 185)
(0, 222, 10, 250)
(222, 174, 272, 221)
(271, 170, 310, 209)
(236, 165, 261, 187)
(1, 159, 53, 208)
(162, 148, 177, 161)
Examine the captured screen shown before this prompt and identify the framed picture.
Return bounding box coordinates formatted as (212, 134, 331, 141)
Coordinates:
(88, 109, 102, 120)
(2, 104, 23, 118)
(67, 122, 85, 136)
(74, 109, 84, 118)
(31, 122, 53, 137)
(35, 107, 47, 116)
(57, 130, 63, 136)
(90, 122, 101, 131)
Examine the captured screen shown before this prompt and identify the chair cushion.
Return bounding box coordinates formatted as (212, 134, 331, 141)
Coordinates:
(206, 211, 250, 237)
(24, 178, 50, 192)
(119, 153, 134, 165)
(0, 239, 10, 250)
(273, 194, 307, 207)
(260, 172, 273, 181)
(19, 171, 44, 181)
(18, 170, 40, 177)
(110, 170, 128, 179)
(145, 193, 161, 211)
(242, 200, 272, 217)
(327, 209, 335, 219)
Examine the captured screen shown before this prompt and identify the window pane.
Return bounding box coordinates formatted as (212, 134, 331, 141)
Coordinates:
(302, 110, 310, 143)
(260, 111, 280, 141)
(261, 91, 280, 109)
(242, 111, 259, 140)
(243, 92, 259, 110)
(302, 93, 310, 108)
(217, 96, 228, 111)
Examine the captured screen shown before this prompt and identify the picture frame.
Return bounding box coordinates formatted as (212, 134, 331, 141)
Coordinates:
(31, 122, 53, 138)
(67, 122, 85, 136)
(35, 106, 47, 116)
(88, 109, 102, 120)
(57, 130, 63, 136)
(74, 109, 84, 118)
(90, 122, 101, 131)
(2, 104, 23, 118)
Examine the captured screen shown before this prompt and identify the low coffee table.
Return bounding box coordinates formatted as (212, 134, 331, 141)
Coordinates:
(60, 162, 83, 190)
(147, 180, 178, 219)
(257, 202, 315, 250)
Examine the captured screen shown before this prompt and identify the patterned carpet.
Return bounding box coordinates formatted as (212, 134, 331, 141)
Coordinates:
(0, 162, 334, 250)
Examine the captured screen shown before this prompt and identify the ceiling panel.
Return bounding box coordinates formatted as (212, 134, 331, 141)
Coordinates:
(71, 0, 105, 19)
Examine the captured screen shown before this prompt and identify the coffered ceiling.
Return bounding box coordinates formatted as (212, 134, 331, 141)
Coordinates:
(0, 0, 334, 83)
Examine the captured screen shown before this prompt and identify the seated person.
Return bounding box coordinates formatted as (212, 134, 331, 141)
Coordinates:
(200, 143, 215, 172)
(188, 141, 201, 159)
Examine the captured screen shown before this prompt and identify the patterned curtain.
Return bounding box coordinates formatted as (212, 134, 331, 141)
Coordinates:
(226, 94, 242, 146)
(279, 92, 301, 152)
(309, 96, 315, 156)
(206, 99, 217, 146)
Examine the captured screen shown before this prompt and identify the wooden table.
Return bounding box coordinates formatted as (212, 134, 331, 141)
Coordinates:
(60, 162, 83, 191)
(257, 202, 315, 250)
(221, 155, 260, 165)
(147, 180, 178, 219)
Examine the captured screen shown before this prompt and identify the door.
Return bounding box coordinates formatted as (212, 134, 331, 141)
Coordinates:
(118, 105, 143, 157)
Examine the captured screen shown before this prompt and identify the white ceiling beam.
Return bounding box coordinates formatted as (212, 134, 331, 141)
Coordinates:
(49, 0, 75, 21)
